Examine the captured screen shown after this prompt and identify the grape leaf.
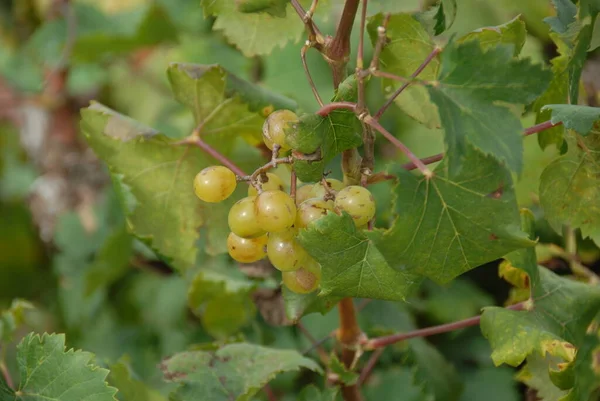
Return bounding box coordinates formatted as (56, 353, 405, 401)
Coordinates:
(427, 39, 551, 174)
(81, 104, 237, 270)
(2, 333, 117, 401)
(298, 213, 421, 300)
(539, 131, 600, 245)
(560, 334, 600, 401)
(545, 0, 579, 40)
(236, 0, 288, 17)
(363, 368, 425, 401)
(460, 367, 520, 401)
(298, 385, 339, 401)
(161, 343, 321, 401)
(367, 13, 441, 128)
(282, 286, 339, 322)
(541, 104, 600, 135)
(187, 260, 256, 339)
(432, 0, 458, 35)
(329, 355, 359, 385)
(0, 300, 34, 343)
(375, 147, 534, 283)
(458, 15, 527, 56)
(422, 279, 494, 324)
(202, 0, 303, 57)
(108, 358, 166, 401)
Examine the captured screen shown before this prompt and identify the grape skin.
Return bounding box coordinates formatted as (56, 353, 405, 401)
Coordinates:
(262, 110, 298, 151)
(311, 178, 345, 198)
(227, 232, 267, 263)
(295, 184, 314, 205)
(267, 229, 310, 272)
(228, 196, 265, 238)
(282, 257, 321, 294)
(193, 166, 237, 203)
(334, 186, 376, 226)
(295, 198, 334, 229)
(254, 190, 297, 232)
(248, 173, 285, 196)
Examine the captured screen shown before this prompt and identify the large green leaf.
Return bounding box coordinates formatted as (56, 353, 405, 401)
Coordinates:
(367, 13, 441, 128)
(427, 40, 551, 174)
(542, 104, 600, 136)
(375, 147, 533, 283)
(539, 131, 600, 245)
(161, 343, 321, 401)
(201, 0, 304, 57)
(458, 15, 527, 56)
(298, 213, 420, 300)
(2, 333, 117, 401)
(108, 358, 166, 401)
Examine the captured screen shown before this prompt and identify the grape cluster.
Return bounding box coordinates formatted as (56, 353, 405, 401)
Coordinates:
(193, 110, 376, 294)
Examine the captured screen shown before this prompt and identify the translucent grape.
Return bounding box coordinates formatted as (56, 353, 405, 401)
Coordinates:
(311, 178, 345, 198)
(295, 198, 334, 229)
(262, 110, 298, 151)
(282, 257, 321, 294)
(248, 173, 285, 196)
(334, 186, 376, 226)
(267, 229, 310, 272)
(193, 166, 237, 203)
(255, 190, 297, 232)
(295, 184, 314, 205)
(228, 196, 265, 238)
(227, 232, 267, 263)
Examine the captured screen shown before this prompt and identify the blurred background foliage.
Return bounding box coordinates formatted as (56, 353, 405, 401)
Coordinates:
(0, 0, 599, 400)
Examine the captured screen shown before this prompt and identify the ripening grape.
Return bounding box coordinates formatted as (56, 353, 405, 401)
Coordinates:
(334, 186, 376, 226)
(262, 110, 298, 151)
(295, 184, 314, 205)
(282, 257, 321, 294)
(228, 196, 265, 238)
(295, 198, 334, 229)
(255, 190, 297, 232)
(227, 232, 267, 263)
(248, 173, 285, 196)
(267, 229, 310, 272)
(311, 178, 345, 198)
(194, 166, 237, 203)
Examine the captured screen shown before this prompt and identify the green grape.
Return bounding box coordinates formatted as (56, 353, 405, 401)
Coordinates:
(295, 198, 334, 229)
(311, 178, 345, 198)
(255, 190, 297, 232)
(267, 229, 310, 272)
(262, 109, 298, 151)
(295, 184, 314, 205)
(282, 257, 321, 294)
(334, 186, 376, 226)
(248, 173, 285, 196)
(228, 196, 265, 238)
(227, 232, 267, 263)
(193, 166, 237, 203)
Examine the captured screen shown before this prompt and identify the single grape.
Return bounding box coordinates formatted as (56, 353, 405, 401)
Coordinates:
(311, 178, 345, 198)
(295, 184, 314, 205)
(334, 185, 376, 226)
(193, 166, 237, 203)
(227, 232, 267, 263)
(267, 229, 310, 272)
(295, 198, 334, 229)
(262, 110, 298, 151)
(255, 190, 297, 232)
(282, 257, 321, 294)
(248, 173, 285, 196)
(228, 196, 265, 238)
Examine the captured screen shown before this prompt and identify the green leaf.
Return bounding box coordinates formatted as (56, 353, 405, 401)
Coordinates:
(458, 15, 527, 56)
(187, 261, 256, 339)
(433, 0, 458, 35)
(459, 367, 520, 401)
(236, 0, 288, 17)
(4, 333, 117, 401)
(545, 0, 578, 39)
(427, 40, 551, 174)
(542, 104, 600, 135)
(161, 343, 322, 401)
(298, 213, 420, 300)
(282, 286, 339, 322)
(81, 103, 232, 270)
(560, 334, 600, 401)
(367, 13, 441, 128)
(539, 131, 600, 245)
(422, 279, 494, 324)
(375, 147, 534, 283)
(363, 368, 425, 401)
(202, 1, 304, 57)
(108, 358, 166, 401)
(329, 355, 358, 386)
(298, 385, 339, 401)
(0, 300, 34, 343)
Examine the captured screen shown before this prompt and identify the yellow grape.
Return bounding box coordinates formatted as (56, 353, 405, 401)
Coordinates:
(227, 232, 267, 263)
(193, 166, 237, 203)
(267, 229, 310, 272)
(228, 196, 265, 238)
(262, 110, 298, 151)
(295, 198, 334, 229)
(282, 257, 321, 294)
(248, 173, 285, 196)
(311, 178, 345, 198)
(334, 186, 376, 226)
(254, 190, 297, 232)
(295, 184, 314, 205)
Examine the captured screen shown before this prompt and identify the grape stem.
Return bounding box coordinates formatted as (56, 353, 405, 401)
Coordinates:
(368, 14, 391, 71)
(291, 0, 323, 46)
(0, 360, 13, 390)
(182, 138, 247, 177)
(302, 43, 325, 107)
